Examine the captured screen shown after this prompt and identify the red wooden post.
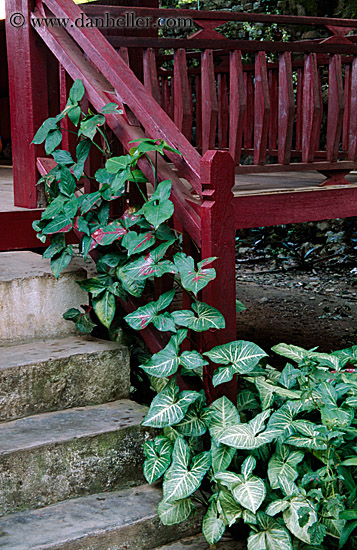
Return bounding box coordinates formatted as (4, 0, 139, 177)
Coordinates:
(243, 71, 254, 149)
(162, 76, 173, 120)
(302, 53, 321, 162)
(5, 0, 49, 208)
(195, 75, 202, 149)
(229, 50, 246, 164)
(348, 56, 357, 161)
(295, 66, 303, 151)
(254, 51, 270, 165)
(278, 52, 294, 164)
(327, 54, 344, 162)
(217, 73, 228, 148)
(200, 150, 237, 404)
(342, 63, 351, 152)
(173, 48, 192, 142)
(143, 47, 161, 105)
(268, 68, 278, 151)
(201, 50, 218, 153)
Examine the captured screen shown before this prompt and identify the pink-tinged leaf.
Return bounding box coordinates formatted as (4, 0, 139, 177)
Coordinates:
(92, 220, 127, 246)
(120, 207, 141, 229)
(121, 231, 156, 256)
(197, 257, 217, 269)
(42, 215, 73, 235)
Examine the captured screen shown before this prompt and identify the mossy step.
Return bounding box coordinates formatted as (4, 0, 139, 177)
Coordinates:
(0, 251, 88, 345)
(155, 534, 245, 549)
(0, 400, 152, 515)
(0, 484, 202, 550)
(0, 336, 130, 421)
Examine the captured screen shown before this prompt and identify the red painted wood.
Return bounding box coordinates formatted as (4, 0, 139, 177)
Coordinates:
(254, 51, 270, 165)
(318, 169, 351, 185)
(200, 150, 237, 404)
(235, 160, 357, 174)
(143, 47, 161, 105)
(82, 5, 357, 30)
(0, 210, 46, 250)
(229, 50, 246, 164)
(189, 19, 227, 40)
(278, 52, 295, 164)
(234, 185, 357, 229)
(195, 75, 202, 149)
(31, 19, 202, 246)
(201, 50, 218, 153)
(243, 71, 254, 149)
(342, 64, 351, 152)
(327, 54, 344, 162)
(107, 36, 357, 56)
(161, 76, 173, 120)
(41, 0, 202, 193)
(118, 46, 130, 65)
(295, 66, 303, 150)
(173, 48, 192, 142)
(302, 53, 321, 162)
(5, 0, 50, 208)
(217, 73, 228, 148)
(268, 69, 278, 151)
(348, 56, 357, 161)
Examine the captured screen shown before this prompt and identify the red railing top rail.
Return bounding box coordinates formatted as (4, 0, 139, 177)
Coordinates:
(104, 36, 357, 55)
(82, 5, 357, 29)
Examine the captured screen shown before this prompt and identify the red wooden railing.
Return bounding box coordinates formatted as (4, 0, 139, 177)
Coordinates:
(4, 0, 357, 352)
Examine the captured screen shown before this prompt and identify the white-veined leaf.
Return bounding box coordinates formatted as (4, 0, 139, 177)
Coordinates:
(272, 343, 309, 363)
(143, 436, 173, 484)
(204, 396, 240, 442)
(158, 497, 194, 525)
(242, 456, 256, 480)
(142, 377, 200, 428)
(218, 410, 278, 450)
(163, 438, 211, 502)
(211, 440, 236, 473)
(268, 445, 304, 489)
(232, 476, 266, 514)
(218, 490, 243, 527)
(265, 500, 290, 516)
(248, 525, 292, 550)
(202, 501, 226, 545)
(172, 301, 225, 332)
(283, 497, 318, 544)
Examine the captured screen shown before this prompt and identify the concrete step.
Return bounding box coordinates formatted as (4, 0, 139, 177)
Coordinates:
(0, 485, 202, 550)
(0, 251, 88, 345)
(0, 336, 130, 421)
(155, 534, 244, 549)
(0, 400, 152, 515)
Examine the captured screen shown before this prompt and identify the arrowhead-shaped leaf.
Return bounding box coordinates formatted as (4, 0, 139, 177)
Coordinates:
(268, 444, 304, 489)
(202, 501, 226, 545)
(283, 497, 318, 544)
(163, 437, 211, 502)
(248, 524, 292, 550)
(142, 377, 200, 428)
(92, 291, 116, 328)
(172, 301, 225, 332)
(143, 436, 173, 484)
(233, 476, 266, 514)
(121, 230, 155, 256)
(124, 290, 175, 332)
(158, 497, 194, 526)
(174, 253, 216, 296)
(92, 220, 127, 246)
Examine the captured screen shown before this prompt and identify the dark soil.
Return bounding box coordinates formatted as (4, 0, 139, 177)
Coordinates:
(235, 262, 357, 354)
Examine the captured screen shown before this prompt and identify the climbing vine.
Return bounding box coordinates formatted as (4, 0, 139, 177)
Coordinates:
(33, 79, 357, 549)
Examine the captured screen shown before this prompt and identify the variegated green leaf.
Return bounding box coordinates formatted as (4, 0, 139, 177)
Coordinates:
(174, 252, 216, 296)
(175, 398, 207, 437)
(218, 410, 278, 450)
(202, 501, 225, 545)
(142, 377, 200, 428)
(163, 438, 211, 502)
(272, 343, 309, 364)
(92, 291, 115, 328)
(205, 340, 267, 369)
(124, 290, 175, 332)
(172, 301, 225, 332)
(180, 350, 208, 370)
(158, 497, 194, 526)
(139, 331, 185, 378)
(265, 500, 290, 516)
(143, 436, 173, 484)
(211, 440, 236, 474)
(283, 497, 318, 544)
(121, 230, 156, 256)
(268, 445, 304, 489)
(204, 396, 240, 442)
(248, 524, 292, 550)
(237, 390, 260, 412)
(242, 456, 256, 480)
(232, 476, 266, 514)
(217, 490, 243, 526)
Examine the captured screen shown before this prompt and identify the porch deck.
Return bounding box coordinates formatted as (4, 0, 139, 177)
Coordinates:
(0, 165, 44, 251)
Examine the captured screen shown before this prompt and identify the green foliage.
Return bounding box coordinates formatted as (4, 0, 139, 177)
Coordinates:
(34, 79, 357, 550)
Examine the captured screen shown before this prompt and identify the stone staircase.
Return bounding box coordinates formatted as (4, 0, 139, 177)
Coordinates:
(0, 251, 210, 549)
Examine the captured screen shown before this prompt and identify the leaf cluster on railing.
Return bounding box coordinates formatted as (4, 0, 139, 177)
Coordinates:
(32, 79, 357, 549)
